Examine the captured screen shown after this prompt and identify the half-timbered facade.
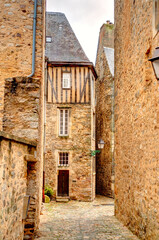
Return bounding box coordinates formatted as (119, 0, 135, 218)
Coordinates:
(45, 12, 97, 201)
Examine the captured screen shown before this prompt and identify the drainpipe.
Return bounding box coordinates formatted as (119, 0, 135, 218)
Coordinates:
(42, 61, 47, 202)
(111, 79, 115, 198)
(28, 0, 37, 78)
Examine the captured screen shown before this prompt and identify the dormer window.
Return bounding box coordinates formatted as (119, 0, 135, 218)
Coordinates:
(63, 73, 71, 89)
(46, 36, 52, 43)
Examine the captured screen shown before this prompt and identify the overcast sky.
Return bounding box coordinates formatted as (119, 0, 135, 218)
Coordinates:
(46, 0, 114, 64)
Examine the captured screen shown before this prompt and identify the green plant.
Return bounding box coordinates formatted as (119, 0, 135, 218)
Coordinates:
(45, 185, 54, 198)
(90, 150, 100, 156)
(45, 195, 50, 203)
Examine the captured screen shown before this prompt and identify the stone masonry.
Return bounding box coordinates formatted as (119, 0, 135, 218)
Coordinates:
(0, 131, 37, 240)
(45, 103, 95, 201)
(115, 0, 159, 239)
(95, 22, 115, 197)
(3, 77, 40, 142)
(0, 0, 46, 238)
(0, 0, 45, 130)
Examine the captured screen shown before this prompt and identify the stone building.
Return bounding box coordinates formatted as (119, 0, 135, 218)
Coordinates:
(95, 22, 115, 198)
(115, 0, 159, 239)
(45, 12, 97, 201)
(0, 0, 45, 239)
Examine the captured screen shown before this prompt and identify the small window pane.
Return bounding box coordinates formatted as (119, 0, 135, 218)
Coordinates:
(155, 0, 159, 30)
(63, 73, 70, 88)
(59, 152, 69, 166)
(59, 109, 69, 136)
(46, 36, 52, 43)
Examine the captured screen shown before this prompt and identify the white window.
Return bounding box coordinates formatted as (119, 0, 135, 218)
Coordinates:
(63, 73, 71, 89)
(91, 77, 95, 106)
(46, 36, 52, 43)
(153, 0, 159, 34)
(58, 152, 69, 166)
(155, 0, 159, 30)
(93, 113, 95, 139)
(59, 109, 69, 136)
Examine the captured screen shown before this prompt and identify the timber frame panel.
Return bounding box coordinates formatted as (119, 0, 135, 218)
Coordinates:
(47, 65, 95, 104)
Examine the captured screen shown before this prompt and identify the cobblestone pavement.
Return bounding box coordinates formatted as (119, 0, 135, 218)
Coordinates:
(35, 196, 139, 240)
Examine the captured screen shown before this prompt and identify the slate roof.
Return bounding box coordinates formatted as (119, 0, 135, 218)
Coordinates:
(46, 12, 90, 63)
(104, 47, 114, 77)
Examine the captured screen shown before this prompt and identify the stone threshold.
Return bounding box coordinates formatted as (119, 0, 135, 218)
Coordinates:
(56, 196, 70, 202)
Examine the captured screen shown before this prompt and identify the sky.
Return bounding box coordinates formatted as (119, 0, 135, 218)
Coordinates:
(46, 0, 114, 64)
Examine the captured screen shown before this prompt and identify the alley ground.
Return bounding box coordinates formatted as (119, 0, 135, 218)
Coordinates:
(35, 196, 139, 240)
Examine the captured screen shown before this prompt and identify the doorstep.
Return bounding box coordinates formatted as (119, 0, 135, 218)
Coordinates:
(56, 196, 70, 202)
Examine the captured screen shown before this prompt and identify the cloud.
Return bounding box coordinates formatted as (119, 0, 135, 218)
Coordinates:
(47, 0, 114, 63)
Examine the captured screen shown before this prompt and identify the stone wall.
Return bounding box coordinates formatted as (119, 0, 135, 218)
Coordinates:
(96, 49, 114, 197)
(0, 0, 46, 235)
(3, 77, 40, 142)
(45, 103, 95, 201)
(95, 23, 114, 197)
(0, 131, 37, 240)
(0, 0, 45, 131)
(115, 0, 159, 239)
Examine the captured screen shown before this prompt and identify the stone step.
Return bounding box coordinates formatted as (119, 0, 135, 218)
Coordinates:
(56, 197, 70, 202)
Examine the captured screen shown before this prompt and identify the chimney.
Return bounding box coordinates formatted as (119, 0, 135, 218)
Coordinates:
(98, 21, 114, 49)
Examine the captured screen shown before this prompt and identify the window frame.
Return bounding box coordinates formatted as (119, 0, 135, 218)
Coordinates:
(62, 72, 71, 89)
(58, 152, 69, 166)
(59, 109, 69, 136)
(93, 113, 96, 139)
(153, 0, 159, 35)
(46, 36, 52, 43)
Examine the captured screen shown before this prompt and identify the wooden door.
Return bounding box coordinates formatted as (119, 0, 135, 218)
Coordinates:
(58, 170, 69, 196)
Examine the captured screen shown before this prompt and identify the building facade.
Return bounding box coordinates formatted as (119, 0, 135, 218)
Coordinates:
(45, 12, 96, 201)
(0, 0, 46, 239)
(115, 0, 159, 239)
(95, 22, 115, 198)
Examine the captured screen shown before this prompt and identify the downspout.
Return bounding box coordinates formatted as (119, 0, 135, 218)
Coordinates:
(43, 61, 47, 202)
(28, 0, 37, 78)
(111, 78, 115, 198)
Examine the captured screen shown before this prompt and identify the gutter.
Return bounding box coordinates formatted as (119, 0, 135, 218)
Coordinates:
(28, 0, 37, 78)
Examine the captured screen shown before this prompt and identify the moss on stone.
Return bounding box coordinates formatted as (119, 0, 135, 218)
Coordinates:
(104, 24, 114, 30)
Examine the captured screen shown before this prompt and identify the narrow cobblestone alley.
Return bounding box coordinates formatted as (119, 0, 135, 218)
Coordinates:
(35, 196, 139, 240)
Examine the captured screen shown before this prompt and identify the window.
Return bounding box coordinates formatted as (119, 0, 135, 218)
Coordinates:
(93, 113, 95, 139)
(155, 0, 159, 30)
(58, 152, 69, 166)
(46, 36, 52, 43)
(59, 109, 69, 136)
(63, 73, 71, 89)
(91, 77, 95, 106)
(153, 0, 159, 34)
